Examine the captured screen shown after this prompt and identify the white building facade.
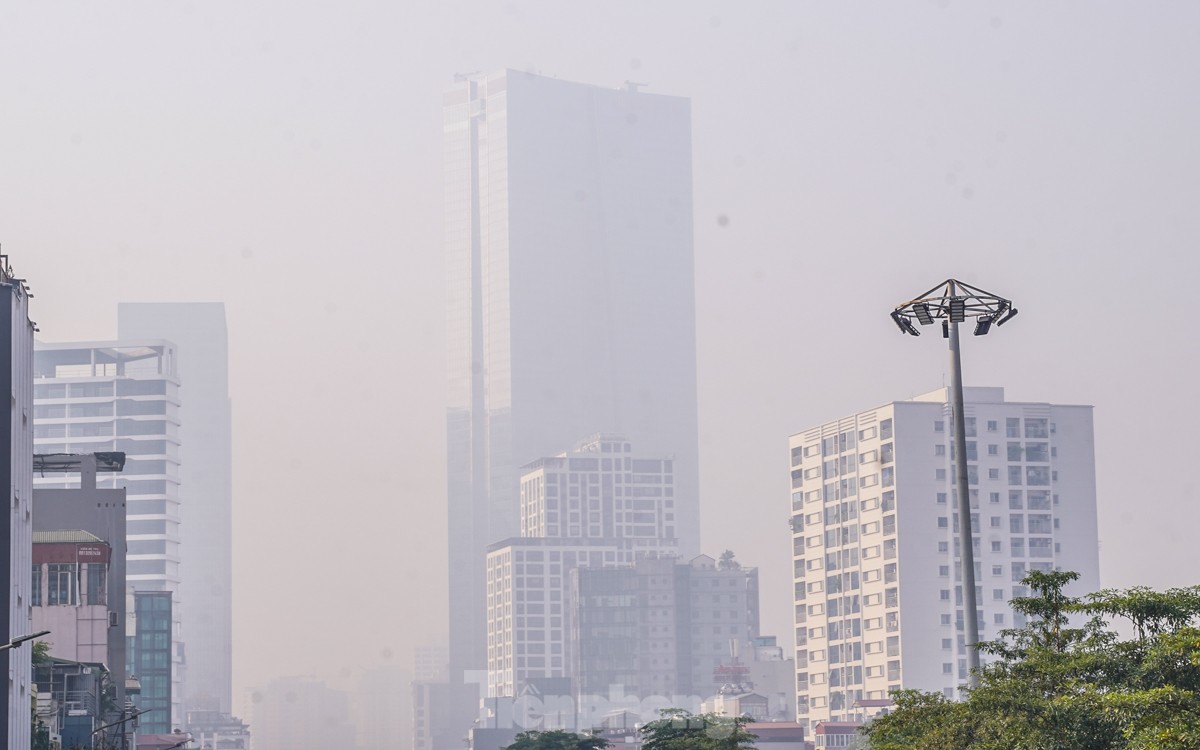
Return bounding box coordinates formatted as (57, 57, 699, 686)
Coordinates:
(487, 435, 678, 700)
(788, 387, 1100, 728)
(33, 341, 186, 727)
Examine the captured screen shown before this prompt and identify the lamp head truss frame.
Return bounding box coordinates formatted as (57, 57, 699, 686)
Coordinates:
(890, 278, 1017, 336)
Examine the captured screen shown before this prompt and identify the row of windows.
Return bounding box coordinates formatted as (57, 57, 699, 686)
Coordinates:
(34, 379, 171, 399)
(31, 563, 107, 606)
(936, 417, 1052, 439)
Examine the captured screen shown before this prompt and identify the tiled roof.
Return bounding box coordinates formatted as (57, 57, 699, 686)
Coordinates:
(32, 530, 104, 544)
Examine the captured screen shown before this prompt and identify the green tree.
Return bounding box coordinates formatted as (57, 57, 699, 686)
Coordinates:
(862, 572, 1200, 749)
(500, 729, 610, 750)
(639, 709, 756, 750)
(717, 550, 741, 571)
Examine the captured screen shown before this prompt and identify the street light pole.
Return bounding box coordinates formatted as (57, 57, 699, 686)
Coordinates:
(891, 279, 1018, 691)
(947, 309, 980, 688)
(0, 630, 51, 652)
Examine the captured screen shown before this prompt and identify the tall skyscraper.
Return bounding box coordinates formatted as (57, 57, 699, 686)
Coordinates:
(118, 303, 234, 716)
(1, 263, 34, 750)
(787, 387, 1100, 728)
(444, 69, 700, 687)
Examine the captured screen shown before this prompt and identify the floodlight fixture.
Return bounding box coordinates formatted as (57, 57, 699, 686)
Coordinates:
(889, 278, 1017, 692)
(890, 311, 920, 337)
(996, 307, 1019, 327)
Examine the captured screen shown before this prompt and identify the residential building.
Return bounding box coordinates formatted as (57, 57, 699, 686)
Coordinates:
(33, 341, 186, 727)
(568, 554, 760, 708)
(745, 636, 798, 722)
(32, 451, 130, 718)
(184, 708, 250, 750)
(118, 303, 234, 716)
(31, 530, 113, 664)
(32, 655, 109, 749)
(486, 436, 679, 702)
(0, 260, 34, 750)
(788, 387, 1100, 728)
(444, 70, 700, 696)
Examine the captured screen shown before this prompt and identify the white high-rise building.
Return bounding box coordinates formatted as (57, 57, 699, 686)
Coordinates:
(33, 341, 186, 729)
(788, 387, 1100, 728)
(444, 70, 700, 687)
(486, 435, 678, 700)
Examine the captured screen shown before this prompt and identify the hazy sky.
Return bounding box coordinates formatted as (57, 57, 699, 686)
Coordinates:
(4, 1, 1199, 720)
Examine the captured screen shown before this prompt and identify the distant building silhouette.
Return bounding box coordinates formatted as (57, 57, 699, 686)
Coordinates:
(443, 69, 700, 724)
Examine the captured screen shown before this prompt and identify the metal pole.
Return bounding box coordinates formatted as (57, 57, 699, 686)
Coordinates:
(948, 313, 981, 689)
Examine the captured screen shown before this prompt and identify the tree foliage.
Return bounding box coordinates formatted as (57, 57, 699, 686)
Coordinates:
(718, 550, 741, 571)
(639, 709, 756, 750)
(500, 729, 610, 750)
(862, 571, 1200, 749)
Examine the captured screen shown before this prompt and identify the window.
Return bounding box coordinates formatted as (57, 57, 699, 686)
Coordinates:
(995, 613, 1005, 625)
(936, 469, 947, 481)
(992, 565, 1003, 576)
(1006, 418, 1021, 438)
(934, 420, 944, 432)
(31, 566, 41, 606)
(1010, 515, 1024, 533)
(993, 588, 1005, 601)
(937, 492, 947, 504)
(989, 492, 1000, 504)
(937, 517, 948, 529)
(1028, 514, 1052, 534)
(859, 427, 877, 441)
(991, 541, 1002, 553)
(1025, 419, 1049, 438)
(48, 563, 77, 605)
(988, 444, 999, 456)
(1027, 466, 1051, 486)
(987, 420, 998, 432)
(1029, 538, 1053, 558)
(935, 444, 946, 456)
(880, 419, 893, 439)
(940, 589, 950, 601)
(988, 468, 1000, 480)
(87, 564, 107, 606)
(990, 516, 1001, 528)
(1008, 466, 1023, 486)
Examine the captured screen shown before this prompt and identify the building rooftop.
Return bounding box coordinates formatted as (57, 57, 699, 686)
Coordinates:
(33, 530, 104, 544)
